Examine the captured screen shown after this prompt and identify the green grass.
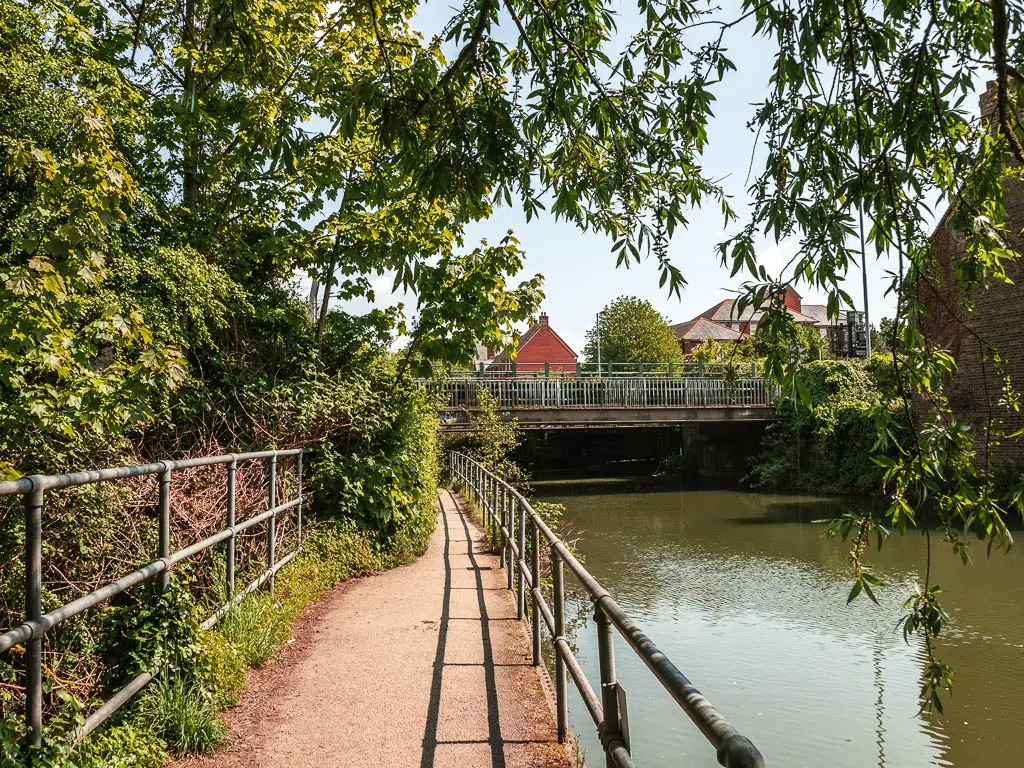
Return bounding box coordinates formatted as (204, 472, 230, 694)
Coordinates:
(216, 595, 289, 668)
(136, 678, 227, 756)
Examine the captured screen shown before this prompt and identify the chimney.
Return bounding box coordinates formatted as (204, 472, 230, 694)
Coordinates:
(981, 80, 999, 131)
(538, 312, 548, 325)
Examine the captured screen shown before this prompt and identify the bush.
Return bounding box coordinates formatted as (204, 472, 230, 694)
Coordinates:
(745, 359, 908, 494)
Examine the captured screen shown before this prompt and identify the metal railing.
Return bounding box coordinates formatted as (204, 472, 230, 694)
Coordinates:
(0, 447, 311, 748)
(452, 361, 760, 378)
(447, 452, 765, 768)
(438, 376, 773, 410)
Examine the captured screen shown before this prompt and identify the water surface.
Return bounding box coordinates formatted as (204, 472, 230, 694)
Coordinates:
(534, 482, 1024, 767)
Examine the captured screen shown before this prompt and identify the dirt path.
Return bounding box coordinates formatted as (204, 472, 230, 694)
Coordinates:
(179, 490, 570, 768)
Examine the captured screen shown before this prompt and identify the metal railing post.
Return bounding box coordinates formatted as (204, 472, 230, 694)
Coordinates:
(498, 485, 506, 568)
(506, 495, 515, 591)
(226, 459, 237, 599)
(517, 497, 526, 619)
(158, 466, 171, 594)
(296, 452, 304, 551)
(596, 604, 627, 767)
(267, 455, 277, 594)
(25, 482, 43, 747)
(552, 547, 568, 743)
(531, 519, 541, 666)
(493, 483, 501, 553)
(490, 477, 499, 548)
(485, 474, 492, 528)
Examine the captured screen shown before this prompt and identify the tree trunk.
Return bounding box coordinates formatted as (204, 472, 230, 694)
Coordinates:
(182, 0, 200, 211)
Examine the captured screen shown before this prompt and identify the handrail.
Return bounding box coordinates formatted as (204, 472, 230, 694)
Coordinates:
(434, 376, 773, 410)
(448, 361, 761, 378)
(447, 451, 765, 768)
(0, 446, 312, 748)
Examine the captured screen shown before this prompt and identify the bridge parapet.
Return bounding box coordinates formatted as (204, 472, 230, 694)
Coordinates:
(434, 376, 775, 410)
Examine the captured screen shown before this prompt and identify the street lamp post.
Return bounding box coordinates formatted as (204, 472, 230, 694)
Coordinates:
(595, 311, 603, 379)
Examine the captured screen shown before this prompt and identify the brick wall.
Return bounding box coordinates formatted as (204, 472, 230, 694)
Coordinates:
(918, 82, 1024, 470)
(513, 314, 577, 373)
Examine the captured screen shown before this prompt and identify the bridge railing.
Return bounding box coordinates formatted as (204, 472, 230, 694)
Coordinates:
(0, 446, 312, 748)
(448, 452, 765, 768)
(452, 361, 760, 378)
(437, 376, 773, 409)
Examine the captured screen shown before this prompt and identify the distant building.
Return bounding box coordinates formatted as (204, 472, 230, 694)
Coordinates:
(670, 316, 747, 355)
(693, 286, 843, 341)
(488, 312, 578, 374)
(916, 81, 1024, 469)
(471, 343, 495, 368)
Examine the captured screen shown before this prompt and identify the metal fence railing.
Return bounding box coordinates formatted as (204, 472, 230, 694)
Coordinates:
(436, 376, 774, 410)
(0, 447, 311, 748)
(447, 452, 765, 768)
(451, 361, 760, 378)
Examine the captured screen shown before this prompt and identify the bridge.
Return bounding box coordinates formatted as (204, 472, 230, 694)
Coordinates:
(433, 375, 777, 430)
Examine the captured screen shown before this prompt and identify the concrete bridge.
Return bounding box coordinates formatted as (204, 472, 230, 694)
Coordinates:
(434, 376, 777, 430)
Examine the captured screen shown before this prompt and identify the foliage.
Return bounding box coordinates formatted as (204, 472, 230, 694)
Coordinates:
(745, 360, 908, 494)
(135, 679, 226, 756)
(447, 390, 527, 486)
(4, 0, 1024, 725)
(582, 296, 684, 366)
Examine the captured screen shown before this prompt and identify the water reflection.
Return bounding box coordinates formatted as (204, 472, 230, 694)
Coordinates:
(534, 483, 1024, 768)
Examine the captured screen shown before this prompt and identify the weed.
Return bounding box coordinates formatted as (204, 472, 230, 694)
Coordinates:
(136, 678, 226, 755)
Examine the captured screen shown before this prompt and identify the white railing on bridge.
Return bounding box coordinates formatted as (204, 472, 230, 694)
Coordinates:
(435, 376, 774, 410)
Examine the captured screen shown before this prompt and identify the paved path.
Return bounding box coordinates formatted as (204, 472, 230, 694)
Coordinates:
(181, 490, 569, 768)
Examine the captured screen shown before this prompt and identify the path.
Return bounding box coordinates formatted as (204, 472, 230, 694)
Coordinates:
(181, 490, 569, 768)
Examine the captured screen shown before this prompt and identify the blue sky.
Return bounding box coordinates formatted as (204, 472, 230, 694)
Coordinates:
(338, 0, 949, 358)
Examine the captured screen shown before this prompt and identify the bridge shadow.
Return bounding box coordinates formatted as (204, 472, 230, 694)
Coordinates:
(421, 491, 542, 768)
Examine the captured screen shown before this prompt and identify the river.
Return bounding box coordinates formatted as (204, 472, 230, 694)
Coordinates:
(533, 480, 1024, 768)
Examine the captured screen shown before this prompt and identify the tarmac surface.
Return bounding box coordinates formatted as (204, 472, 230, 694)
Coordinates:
(180, 489, 570, 768)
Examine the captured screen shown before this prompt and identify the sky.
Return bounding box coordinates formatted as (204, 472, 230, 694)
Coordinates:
(335, 0, 967, 358)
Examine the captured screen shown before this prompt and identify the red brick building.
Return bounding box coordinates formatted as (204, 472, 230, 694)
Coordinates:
(670, 316, 747, 354)
(917, 82, 1024, 469)
(691, 287, 841, 339)
(488, 312, 578, 374)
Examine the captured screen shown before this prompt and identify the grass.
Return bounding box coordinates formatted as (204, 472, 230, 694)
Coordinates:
(136, 678, 227, 756)
(216, 596, 289, 668)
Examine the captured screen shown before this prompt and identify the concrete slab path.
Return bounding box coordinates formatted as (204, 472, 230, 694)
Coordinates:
(180, 489, 570, 768)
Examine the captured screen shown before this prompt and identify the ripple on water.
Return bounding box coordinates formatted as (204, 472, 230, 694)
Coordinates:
(540, 488, 1024, 768)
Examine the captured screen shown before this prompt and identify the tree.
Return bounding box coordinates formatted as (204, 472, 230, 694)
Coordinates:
(582, 296, 684, 366)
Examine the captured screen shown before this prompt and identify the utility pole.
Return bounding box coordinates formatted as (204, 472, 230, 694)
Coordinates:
(859, 204, 872, 359)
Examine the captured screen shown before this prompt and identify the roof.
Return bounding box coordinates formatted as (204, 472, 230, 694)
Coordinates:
(697, 298, 818, 326)
(798, 304, 846, 326)
(670, 317, 746, 342)
(489, 315, 578, 365)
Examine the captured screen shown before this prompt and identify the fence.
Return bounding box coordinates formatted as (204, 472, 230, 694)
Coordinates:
(451, 361, 760, 378)
(437, 376, 774, 410)
(447, 452, 765, 768)
(0, 447, 310, 748)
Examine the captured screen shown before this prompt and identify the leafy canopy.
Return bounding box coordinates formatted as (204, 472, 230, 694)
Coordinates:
(583, 296, 684, 365)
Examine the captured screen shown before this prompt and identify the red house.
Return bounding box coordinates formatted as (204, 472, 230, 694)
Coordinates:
(488, 313, 578, 374)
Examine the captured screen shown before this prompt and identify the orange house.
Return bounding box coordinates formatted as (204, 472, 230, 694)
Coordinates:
(488, 313, 578, 374)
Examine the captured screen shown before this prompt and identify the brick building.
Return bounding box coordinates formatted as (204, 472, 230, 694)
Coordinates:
(670, 316, 747, 354)
(488, 312, 578, 374)
(916, 82, 1024, 469)
(692, 286, 842, 340)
